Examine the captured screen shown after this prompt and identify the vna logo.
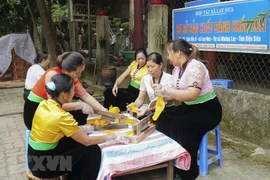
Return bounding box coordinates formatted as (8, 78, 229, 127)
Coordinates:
(28, 155, 72, 171)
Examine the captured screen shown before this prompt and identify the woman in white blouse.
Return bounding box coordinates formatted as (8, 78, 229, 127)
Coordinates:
(24, 50, 51, 100)
(127, 52, 174, 118)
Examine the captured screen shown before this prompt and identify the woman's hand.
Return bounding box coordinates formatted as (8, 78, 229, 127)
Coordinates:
(80, 124, 94, 134)
(152, 84, 173, 101)
(126, 102, 136, 112)
(137, 104, 151, 118)
(152, 84, 167, 96)
(148, 97, 157, 111)
(112, 84, 118, 96)
(106, 133, 130, 145)
(100, 107, 108, 111)
(80, 101, 94, 114)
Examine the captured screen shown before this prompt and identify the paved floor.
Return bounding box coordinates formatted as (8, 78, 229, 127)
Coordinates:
(0, 87, 270, 180)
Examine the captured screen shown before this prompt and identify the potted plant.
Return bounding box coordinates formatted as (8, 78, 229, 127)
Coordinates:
(150, 0, 164, 4)
(120, 22, 130, 37)
(97, 6, 110, 15)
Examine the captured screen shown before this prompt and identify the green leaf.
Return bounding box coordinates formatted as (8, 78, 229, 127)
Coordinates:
(242, 20, 254, 23)
(113, 18, 121, 25)
(246, 23, 252, 33)
(257, 12, 267, 17)
(260, 17, 265, 29)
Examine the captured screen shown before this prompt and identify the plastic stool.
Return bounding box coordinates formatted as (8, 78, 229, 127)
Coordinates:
(197, 125, 222, 176)
(26, 129, 31, 170)
(211, 79, 234, 89)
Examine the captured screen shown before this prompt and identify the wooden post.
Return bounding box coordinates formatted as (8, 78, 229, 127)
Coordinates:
(134, 0, 144, 49)
(167, 160, 174, 180)
(96, 15, 109, 85)
(68, 0, 76, 51)
(147, 5, 168, 71)
(68, 0, 74, 22)
(68, 21, 79, 51)
(129, 0, 135, 30)
(87, 0, 91, 58)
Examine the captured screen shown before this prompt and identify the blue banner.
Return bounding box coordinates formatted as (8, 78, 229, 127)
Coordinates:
(173, 0, 270, 52)
(185, 0, 220, 8)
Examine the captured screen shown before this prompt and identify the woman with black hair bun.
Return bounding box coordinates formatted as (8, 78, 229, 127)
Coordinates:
(24, 51, 107, 130)
(28, 74, 130, 179)
(103, 48, 148, 111)
(24, 50, 51, 100)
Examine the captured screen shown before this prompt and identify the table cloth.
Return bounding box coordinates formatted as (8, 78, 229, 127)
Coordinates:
(90, 128, 191, 180)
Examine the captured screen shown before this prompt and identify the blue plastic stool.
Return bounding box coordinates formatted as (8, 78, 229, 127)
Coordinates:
(197, 125, 222, 176)
(25, 129, 31, 170)
(211, 79, 234, 89)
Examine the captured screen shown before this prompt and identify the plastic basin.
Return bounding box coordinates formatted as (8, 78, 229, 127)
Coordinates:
(122, 51, 135, 61)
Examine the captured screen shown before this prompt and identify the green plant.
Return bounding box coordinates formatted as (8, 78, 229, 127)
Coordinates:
(0, 0, 30, 36)
(113, 18, 121, 26)
(81, 21, 96, 49)
(242, 9, 270, 33)
(81, 21, 96, 36)
(120, 22, 130, 36)
(121, 22, 129, 29)
(110, 18, 134, 57)
(97, 6, 110, 12)
(51, 4, 68, 22)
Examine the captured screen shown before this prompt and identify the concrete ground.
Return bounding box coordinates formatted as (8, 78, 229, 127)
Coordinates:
(0, 86, 270, 180)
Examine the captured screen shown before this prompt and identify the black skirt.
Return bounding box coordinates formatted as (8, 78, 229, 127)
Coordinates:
(23, 88, 31, 101)
(103, 85, 139, 111)
(156, 97, 222, 140)
(28, 137, 101, 179)
(156, 97, 222, 179)
(23, 98, 39, 130)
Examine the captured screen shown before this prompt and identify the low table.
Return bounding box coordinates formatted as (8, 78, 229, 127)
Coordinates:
(112, 160, 174, 180)
(89, 129, 191, 180)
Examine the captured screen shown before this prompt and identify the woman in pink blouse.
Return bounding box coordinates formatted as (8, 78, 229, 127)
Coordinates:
(152, 39, 222, 180)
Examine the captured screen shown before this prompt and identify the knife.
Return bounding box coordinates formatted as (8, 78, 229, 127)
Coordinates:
(94, 124, 128, 131)
(93, 110, 128, 123)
